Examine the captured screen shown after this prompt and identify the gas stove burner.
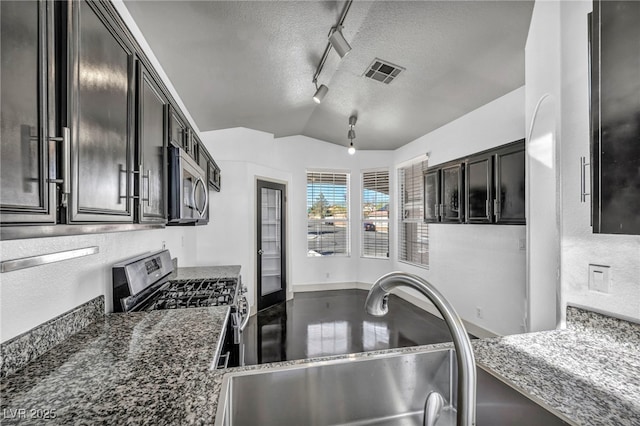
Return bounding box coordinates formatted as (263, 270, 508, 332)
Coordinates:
(140, 277, 239, 311)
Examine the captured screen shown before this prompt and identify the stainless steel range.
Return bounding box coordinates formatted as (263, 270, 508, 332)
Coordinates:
(112, 250, 248, 368)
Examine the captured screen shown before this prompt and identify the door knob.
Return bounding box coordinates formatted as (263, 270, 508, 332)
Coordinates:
(258, 249, 263, 255)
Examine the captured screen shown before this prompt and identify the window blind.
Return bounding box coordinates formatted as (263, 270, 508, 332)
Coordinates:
(398, 161, 429, 267)
(307, 171, 350, 256)
(362, 170, 389, 258)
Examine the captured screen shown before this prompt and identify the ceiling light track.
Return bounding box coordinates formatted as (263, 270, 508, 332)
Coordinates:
(311, 0, 354, 103)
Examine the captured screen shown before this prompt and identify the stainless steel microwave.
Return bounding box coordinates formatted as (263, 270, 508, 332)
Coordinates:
(168, 144, 209, 224)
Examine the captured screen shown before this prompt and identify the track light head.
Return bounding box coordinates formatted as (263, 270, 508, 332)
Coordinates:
(348, 129, 356, 140)
(313, 84, 329, 104)
(329, 25, 352, 59)
(349, 115, 357, 127)
(348, 142, 356, 155)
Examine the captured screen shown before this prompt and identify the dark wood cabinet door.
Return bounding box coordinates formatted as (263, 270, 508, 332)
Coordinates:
(137, 62, 167, 223)
(440, 164, 464, 223)
(423, 169, 440, 222)
(68, 0, 135, 222)
(495, 144, 525, 224)
(169, 105, 187, 151)
(591, 0, 640, 234)
(466, 155, 493, 223)
(0, 0, 56, 224)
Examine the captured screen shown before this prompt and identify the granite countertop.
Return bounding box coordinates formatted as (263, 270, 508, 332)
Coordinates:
(2, 302, 638, 425)
(170, 265, 241, 282)
(473, 307, 640, 426)
(1, 307, 230, 425)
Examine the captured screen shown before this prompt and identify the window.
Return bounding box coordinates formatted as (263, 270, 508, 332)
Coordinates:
(362, 170, 389, 258)
(307, 171, 350, 256)
(398, 160, 429, 267)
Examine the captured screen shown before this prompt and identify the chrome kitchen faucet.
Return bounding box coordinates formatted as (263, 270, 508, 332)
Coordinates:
(365, 272, 477, 426)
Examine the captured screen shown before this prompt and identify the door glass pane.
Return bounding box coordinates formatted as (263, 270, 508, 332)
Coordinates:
(442, 167, 461, 220)
(498, 150, 525, 220)
(468, 160, 489, 220)
(0, 0, 42, 208)
(261, 187, 282, 296)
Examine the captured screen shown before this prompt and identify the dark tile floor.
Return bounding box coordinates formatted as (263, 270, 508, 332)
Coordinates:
(241, 289, 457, 366)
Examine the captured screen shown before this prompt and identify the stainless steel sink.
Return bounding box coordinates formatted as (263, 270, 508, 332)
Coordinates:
(214, 348, 571, 426)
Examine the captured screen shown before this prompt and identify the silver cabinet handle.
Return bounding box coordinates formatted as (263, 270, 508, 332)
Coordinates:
(257, 249, 263, 255)
(493, 199, 499, 220)
(580, 156, 590, 203)
(48, 127, 71, 206)
(146, 169, 151, 207)
(485, 199, 490, 218)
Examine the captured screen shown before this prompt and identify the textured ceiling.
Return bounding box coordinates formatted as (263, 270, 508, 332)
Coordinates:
(124, 1, 534, 151)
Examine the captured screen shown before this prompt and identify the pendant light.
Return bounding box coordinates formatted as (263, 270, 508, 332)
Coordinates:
(348, 115, 357, 155)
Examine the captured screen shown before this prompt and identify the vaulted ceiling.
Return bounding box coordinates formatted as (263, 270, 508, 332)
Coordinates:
(124, 1, 534, 150)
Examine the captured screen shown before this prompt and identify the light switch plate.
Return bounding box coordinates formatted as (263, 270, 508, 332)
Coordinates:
(588, 264, 611, 293)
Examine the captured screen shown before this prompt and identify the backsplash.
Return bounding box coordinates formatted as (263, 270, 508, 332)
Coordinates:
(566, 305, 640, 354)
(0, 296, 104, 378)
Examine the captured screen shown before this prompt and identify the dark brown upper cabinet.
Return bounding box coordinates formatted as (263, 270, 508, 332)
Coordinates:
(465, 154, 493, 223)
(590, 0, 640, 235)
(0, 0, 57, 225)
(495, 143, 526, 224)
(67, 0, 135, 223)
(425, 139, 525, 225)
(423, 169, 440, 223)
(169, 105, 188, 152)
(423, 163, 464, 223)
(136, 61, 168, 224)
(441, 164, 464, 223)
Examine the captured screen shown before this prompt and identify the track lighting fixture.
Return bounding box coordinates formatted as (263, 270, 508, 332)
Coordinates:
(348, 115, 357, 155)
(313, 84, 328, 104)
(311, 0, 353, 103)
(329, 25, 352, 58)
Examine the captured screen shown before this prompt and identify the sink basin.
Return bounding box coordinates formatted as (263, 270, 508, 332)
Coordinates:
(215, 348, 571, 426)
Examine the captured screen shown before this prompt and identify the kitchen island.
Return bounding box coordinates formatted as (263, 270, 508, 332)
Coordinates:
(2, 301, 638, 425)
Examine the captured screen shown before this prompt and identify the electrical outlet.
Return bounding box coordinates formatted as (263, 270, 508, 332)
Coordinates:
(518, 238, 526, 251)
(476, 307, 484, 319)
(589, 264, 610, 293)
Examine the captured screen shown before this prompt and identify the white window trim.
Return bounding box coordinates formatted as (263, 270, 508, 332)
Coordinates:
(361, 168, 390, 260)
(306, 169, 351, 257)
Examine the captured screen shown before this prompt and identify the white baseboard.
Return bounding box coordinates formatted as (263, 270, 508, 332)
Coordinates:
(292, 282, 500, 339)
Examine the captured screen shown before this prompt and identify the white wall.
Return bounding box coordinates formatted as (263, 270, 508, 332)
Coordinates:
(555, 0, 640, 322)
(200, 128, 394, 312)
(524, 0, 562, 332)
(392, 87, 527, 336)
(0, 227, 199, 342)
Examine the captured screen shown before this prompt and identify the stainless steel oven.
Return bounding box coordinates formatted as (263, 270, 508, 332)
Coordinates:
(168, 144, 209, 224)
(112, 250, 248, 368)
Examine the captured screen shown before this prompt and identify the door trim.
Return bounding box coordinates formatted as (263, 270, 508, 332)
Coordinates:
(256, 179, 287, 312)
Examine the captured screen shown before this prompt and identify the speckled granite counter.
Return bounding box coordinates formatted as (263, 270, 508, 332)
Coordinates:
(473, 306, 640, 426)
(170, 266, 241, 282)
(1, 307, 229, 425)
(3, 301, 638, 425)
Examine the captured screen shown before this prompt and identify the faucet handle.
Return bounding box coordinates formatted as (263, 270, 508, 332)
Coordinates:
(424, 391, 445, 426)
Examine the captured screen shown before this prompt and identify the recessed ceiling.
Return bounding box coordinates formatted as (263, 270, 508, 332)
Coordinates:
(123, 1, 534, 150)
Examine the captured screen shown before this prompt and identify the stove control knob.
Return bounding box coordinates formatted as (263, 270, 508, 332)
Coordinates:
(241, 285, 248, 294)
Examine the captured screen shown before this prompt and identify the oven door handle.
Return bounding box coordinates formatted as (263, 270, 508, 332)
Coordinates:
(238, 296, 250, 332)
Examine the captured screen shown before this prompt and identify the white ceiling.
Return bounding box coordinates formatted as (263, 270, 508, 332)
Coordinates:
(124, 1, 534, 151)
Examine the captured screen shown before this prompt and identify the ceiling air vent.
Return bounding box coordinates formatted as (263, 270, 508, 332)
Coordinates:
(363, 58, 405, 84)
